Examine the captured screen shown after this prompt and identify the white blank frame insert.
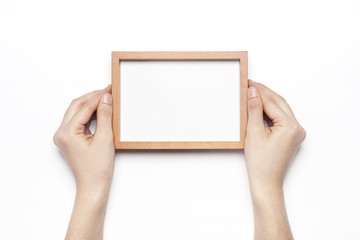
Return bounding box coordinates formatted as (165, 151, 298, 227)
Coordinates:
(111, 51, 248, 149)
(121, 60, 240, 141)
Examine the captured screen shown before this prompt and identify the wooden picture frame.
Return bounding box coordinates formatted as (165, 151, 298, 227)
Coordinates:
(112, 51, 248, 149)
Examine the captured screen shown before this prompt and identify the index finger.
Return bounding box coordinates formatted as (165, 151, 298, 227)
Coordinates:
(249, 81, 294, 126)
(61, 85, 111, 127)
(249, 80, 296, 120)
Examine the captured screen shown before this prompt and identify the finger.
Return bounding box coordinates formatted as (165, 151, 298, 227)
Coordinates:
(94, 93, 113, 143)
(263, 113, 274, 128)
(249, 80, 296, 119)
(68, 92, 105, 131)
(248, 81, 292, 124)
(247, 86, 266, 134)
(85, 113, 97, 134)
(61, 85, 111, 126)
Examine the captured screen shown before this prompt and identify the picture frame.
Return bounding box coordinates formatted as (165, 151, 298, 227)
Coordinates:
(111, 51, 248, 149)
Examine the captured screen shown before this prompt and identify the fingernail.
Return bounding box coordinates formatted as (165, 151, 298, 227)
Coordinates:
(102, 93, 112, 105)
(248, 87, 258, 99)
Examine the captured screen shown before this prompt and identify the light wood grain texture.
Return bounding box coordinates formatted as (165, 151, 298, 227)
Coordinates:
(112, 51, 248, 149)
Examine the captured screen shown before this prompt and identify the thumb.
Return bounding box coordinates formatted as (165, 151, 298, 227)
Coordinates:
(94, 93, 113, 141)
(247, 86, 265, 134)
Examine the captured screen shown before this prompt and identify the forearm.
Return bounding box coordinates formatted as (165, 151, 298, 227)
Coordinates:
(65, 188, 110, 240)
(250, 185, 293, 240)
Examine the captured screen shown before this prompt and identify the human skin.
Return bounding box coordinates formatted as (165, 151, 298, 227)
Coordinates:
(53, 85, 114, 240)
(53, 81, 305, 240)
(245, 80, 306, 240)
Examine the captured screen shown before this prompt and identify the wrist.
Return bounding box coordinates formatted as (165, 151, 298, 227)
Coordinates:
(76, 174, 112, 193)
(76, 182, 111, 203)
(249, 184, 293, 240)
(249, 182, 284, 205)
(74, 189, 110, 214)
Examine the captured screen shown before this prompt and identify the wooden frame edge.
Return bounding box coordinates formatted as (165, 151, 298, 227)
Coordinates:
(115, 141, 242, 150)
(112, 52, 120, 148)
(112, 51, 248, 150)
(240, 51, 248, 149)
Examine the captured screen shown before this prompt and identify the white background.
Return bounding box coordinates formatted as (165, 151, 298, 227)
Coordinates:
(0, 0, 359, 239)
(120, 60, 240, 141)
